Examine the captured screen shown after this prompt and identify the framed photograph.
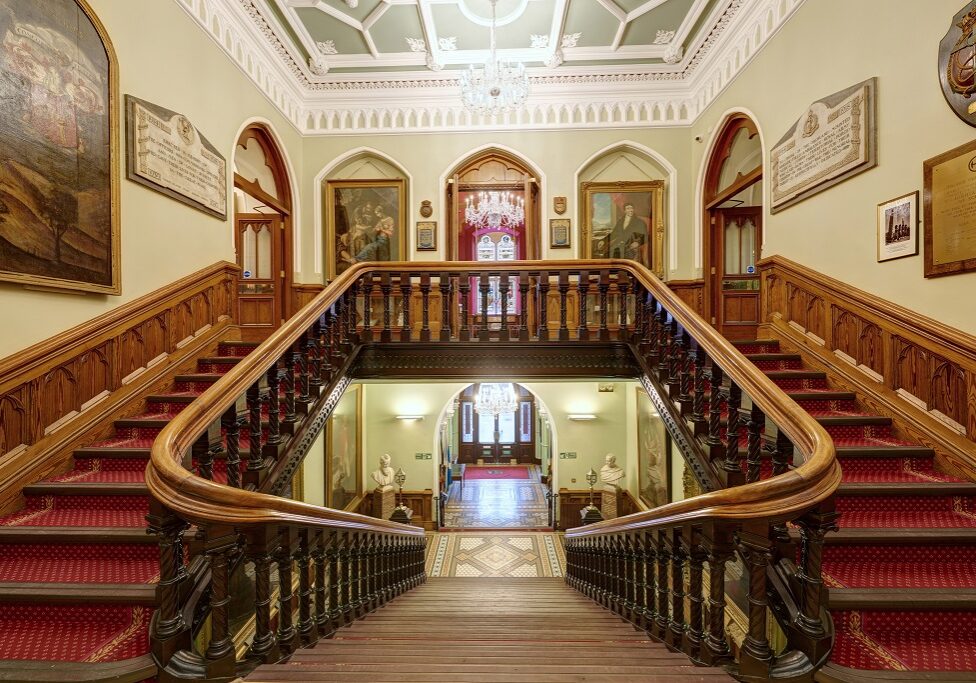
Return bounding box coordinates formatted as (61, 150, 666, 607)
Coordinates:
(325, 178, 405, 279)
(636, 388, 671, 508)
(581, 181, 665, 277)
(876, 191, 919, 262)
(326, 384, 362, 510)
(416, 220, 437, 251)
(923, 139, 976, 278)
(549, 219, 571, 248)
(0, 0, 120, 294)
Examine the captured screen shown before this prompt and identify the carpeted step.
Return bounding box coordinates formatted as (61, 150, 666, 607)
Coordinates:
(218, 340, 260, 357)
(0, 604, 150, 662)
(45, 457, 149, 484)
(836, 458, 965, 484)
(822, 544, 976, 589)
(0, 543, 159, 584)
(766, 370, 829, 390)
(745, 355, 804, 370)
(173, 372, 226, 392)
(789, 398, 861, 414)
(835, 494, 976, 528)
(832, 610, 976, 671)
(732, 340, 780, 354)
(196, 356, 244, 373)
(0, 495, 149, 528)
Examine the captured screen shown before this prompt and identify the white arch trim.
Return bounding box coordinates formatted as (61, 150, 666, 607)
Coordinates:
(572, 140, 680, 275)
(311, 146, 416, 277)
(230, 117, 302, 273)
(436, 143, 549, 260)
(693, 106, 767, 272)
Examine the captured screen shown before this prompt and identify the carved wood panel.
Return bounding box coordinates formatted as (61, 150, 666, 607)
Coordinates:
(667, 280, 704, 316)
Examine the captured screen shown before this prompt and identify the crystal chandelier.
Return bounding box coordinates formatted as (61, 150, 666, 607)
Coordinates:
(465, 191, 525, 229)
(459, 0, 529, 115)
(475, 382, 518, 417)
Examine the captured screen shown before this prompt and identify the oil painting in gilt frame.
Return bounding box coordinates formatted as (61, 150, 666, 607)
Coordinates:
(636, 388, 670, 508)
(581, 181, 664, 277)
(326, 384, 362, 510)
(325, 178, 405, 280)
(0, 0, 120, 294)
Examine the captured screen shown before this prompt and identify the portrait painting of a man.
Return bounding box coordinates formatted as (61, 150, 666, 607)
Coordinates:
(582, 181, 664, 276)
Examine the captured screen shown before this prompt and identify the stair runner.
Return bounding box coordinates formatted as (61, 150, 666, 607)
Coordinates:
(244, 577, 736, 682)
(735, 339, 976, 674)
(0, 340, 257, 675)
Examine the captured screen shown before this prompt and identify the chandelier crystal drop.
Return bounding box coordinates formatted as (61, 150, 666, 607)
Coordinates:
(464, 191, 525, 230)
(475, 382, 518, 417)
(459, 0, 529, 115)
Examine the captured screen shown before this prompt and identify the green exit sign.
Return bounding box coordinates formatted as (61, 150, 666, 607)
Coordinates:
(559, 452, 578, 459)
(415, 452, 433, 460)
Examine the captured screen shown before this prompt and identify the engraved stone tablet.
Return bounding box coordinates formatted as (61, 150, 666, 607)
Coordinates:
(770, 78, 877, 213)
(125, 95, 227, 219)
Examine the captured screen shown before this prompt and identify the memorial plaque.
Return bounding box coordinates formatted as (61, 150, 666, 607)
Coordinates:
(923, 138, 976, 277)
(770, 78, 877, 213)
(125, 95, 227, 219)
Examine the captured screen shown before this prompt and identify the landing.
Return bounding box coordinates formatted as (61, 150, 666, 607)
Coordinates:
(441, 465, 549, 529)
(426, 532, 564, 578)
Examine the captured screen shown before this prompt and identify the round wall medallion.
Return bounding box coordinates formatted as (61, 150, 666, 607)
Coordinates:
(420, 200, 433, 218)
(939, 1, 976, 127)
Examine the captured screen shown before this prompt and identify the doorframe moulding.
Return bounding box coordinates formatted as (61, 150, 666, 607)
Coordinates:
(175, 0, 805, 136)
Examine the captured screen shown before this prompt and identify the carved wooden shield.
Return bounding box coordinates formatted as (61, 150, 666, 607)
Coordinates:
(939, 1, 976, 127)
(553, 196, 567, 215)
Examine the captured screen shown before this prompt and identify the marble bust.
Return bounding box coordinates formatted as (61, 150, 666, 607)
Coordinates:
(600, 453, 625, 491)
(370, 453, 395, 492)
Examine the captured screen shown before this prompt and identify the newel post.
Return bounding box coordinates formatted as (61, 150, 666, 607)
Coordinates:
(794, 502, 840, 664)
(147, 500, 191, 668)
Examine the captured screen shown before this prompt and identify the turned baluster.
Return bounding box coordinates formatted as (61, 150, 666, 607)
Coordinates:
(329, 532, 345, 629)
(646, 297, 660, 360)
(192, 423, 220, 482)
(692, 345, 707, 427)
(275, 531, 298, 655)
(416, 274, 428, 342)
(677, 330, 692, 402)
(685, 532, 707, 661)
(618, 272, 630, 341)
(459, 276, 471, 341)
(518, 273, 530, 341)
(362, 277, 373, 342)
(624, 534, 637, 622)
(478, 273, 491, 341)
(610, 536, 623, 614)
(377, 274, 390, 342)
(308, 320, 323, 390)
(499, 272, 511, 341)
(246, 381, 265, 474)
(326, 308, 340, 379)
(666, 319, 680, 384)
(439, 273, 452, 341)
(558, 271, 569, 341)
(297, 530, 315, 645)
(641, 532, 656, 631)
(345, 282, 359, 344)
(147, 504, 189, 646)
(281, 348, 297, 425)
(796, 506, 840, 646)
(220, 406, 243, 488)
(702, 526, 734, 666)
(265, 361, 281, 448)
(341, 532, 355, 621)
(667, 529, 687, 650)
(634, 288, 646, 345)
(403, 275, 415, 342)
(656, 307, 670, 375)
(203, 531, 237, 671)
(577, 272, 589, 341)
(724, 382, 742, 474)
(746, 403, 765, 483)
(348, 533, 362, 615)
(313, 531, 330, 636)
(706, 363, 725, 454)
(247, 532, 279, 662)
(737, 530, 775, 676)
(654, 529, 670, 640)
(297, 335, 311, 405)
(770, 430, 795, 546)
(537, 272, 550, 341)
(598, 270, 610, 341)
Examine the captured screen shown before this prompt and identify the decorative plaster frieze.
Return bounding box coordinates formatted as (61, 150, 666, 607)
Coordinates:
(654, 30, 675, 44)
(174, 0, 805, 135)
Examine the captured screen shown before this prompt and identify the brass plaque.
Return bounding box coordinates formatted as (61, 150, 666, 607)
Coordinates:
(924, 139, 976, 277)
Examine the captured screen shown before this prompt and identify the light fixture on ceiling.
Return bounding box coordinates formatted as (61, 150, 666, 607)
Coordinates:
(568, 414, 597, 421)
(465, 191, 525, 230)
(475, 382, 518, 417)
(459, 0, 529, 115)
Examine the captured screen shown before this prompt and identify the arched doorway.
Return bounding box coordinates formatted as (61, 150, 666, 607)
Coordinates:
(702, 113, 763, 339)
(232, 124, 294, 341)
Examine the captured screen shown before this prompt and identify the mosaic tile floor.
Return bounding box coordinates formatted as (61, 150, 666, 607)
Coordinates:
(442, 473, 550, 529)
(426, 532, 566, 578)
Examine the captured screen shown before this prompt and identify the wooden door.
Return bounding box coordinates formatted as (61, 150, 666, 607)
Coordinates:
(235, 213, 284, 340)
(711, 207, 761, 340)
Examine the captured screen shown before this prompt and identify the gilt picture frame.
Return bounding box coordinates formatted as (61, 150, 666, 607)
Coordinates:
(325, 178, 405, 280)
(581, 181, 664, 277)
(636, 387, 671, 508)
(326, 384, 363, 510)
(876, 191, 919, 262)
(549, 218, 571, 248)
(0, 0, 120, 294)
(416, 220, 437, 251)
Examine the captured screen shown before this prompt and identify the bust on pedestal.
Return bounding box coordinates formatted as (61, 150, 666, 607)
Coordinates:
(600, 453, 625, 519)
(370, 454, 396, 521)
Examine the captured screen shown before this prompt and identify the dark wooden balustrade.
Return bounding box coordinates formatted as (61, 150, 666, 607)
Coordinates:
(148, 259, 840, 683)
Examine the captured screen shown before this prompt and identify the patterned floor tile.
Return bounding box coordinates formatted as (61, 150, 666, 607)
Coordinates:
(426, 532, 566, 578)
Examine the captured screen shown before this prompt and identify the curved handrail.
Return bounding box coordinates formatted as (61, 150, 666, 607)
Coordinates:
(147, 258, 840, 541)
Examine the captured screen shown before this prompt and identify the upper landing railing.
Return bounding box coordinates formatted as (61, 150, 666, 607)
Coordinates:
(147, 259, 840, 682)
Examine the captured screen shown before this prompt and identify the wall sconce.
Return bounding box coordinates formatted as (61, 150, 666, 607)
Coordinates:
(568, 414, 597, 421)
(395, 415, 425, 421)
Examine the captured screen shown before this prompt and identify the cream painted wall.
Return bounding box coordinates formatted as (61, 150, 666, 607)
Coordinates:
(0, 0, 303, 358)
(692, 0, 976, 334)
(302, 429, 326, 507)
(300, 129, 695, 282)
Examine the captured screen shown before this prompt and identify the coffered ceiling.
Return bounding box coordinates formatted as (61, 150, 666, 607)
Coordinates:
(177, 0, 805, 134)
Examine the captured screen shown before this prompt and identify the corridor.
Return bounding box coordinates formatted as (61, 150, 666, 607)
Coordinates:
(440, 465, 549, 530)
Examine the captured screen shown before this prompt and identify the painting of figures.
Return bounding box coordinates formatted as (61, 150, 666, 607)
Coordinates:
(0, 0, 119, 293)
(326, 384, 362, 510)
(581, 181, 664, 277)
(325, 179, 405, 279)
(636, 387, 670, 508)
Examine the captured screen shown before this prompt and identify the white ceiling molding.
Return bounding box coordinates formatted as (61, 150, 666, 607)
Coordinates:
(175, 0, 805, 135)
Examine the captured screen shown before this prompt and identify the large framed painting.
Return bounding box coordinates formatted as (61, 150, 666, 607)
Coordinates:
(923, 139, 976, 277)
(325, 178, 405, 280)
(0, 0, 120, 294)
(581, 181, 665, 277)
(326, 384, 362, 510)
(636, 388, 671, 508)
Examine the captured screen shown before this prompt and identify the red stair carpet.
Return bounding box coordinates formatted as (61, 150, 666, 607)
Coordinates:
(0, 340, 257, 670)
(465, 465, 531, 480)
(736, 339, 976, 673)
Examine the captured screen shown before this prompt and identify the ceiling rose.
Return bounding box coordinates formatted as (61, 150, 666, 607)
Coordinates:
(457, 0, 529, 27)
(459, 0, 530, 115)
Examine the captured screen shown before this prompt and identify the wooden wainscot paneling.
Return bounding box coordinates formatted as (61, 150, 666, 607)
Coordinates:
(667, 279, 705, 316)
(557, 488, 645, 530)
(293, 283, 324, 313)
(758, 255, 976, 480)
(0, 261, 238, 513)
(357, 489, 434, 531)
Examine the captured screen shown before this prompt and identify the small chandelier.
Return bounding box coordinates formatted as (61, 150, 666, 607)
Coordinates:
(459, 0, 529, 115)
(465, 191, 525, 230)
(475, 382, 518, 417)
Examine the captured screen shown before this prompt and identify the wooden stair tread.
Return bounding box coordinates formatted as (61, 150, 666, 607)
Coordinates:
(837, 482, 976, 495)
(0, 527, 155, 544)
(834, 446, 936, 458)
(0, 582, 156, 605)
(828, 588, 976, 610)
(796, 528, 976, 545)
(23, 482, 147, 496)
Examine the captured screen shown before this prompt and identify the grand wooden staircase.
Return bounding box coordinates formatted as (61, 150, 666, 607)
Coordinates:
(244, 578, 735, 682)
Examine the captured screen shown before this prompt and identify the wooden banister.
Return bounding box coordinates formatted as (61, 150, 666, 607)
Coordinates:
(147, 258, 840, 683)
